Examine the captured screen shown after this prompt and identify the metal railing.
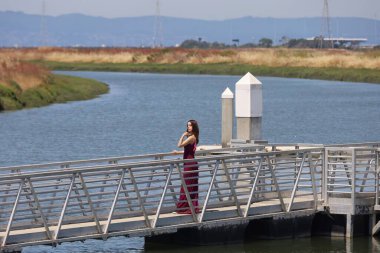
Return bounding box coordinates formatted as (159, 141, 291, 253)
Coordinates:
(375, 149, 380, 210)
(0, 145, 264, 175)
(0, 146, 322, 250)
(324, 147, 378, 213)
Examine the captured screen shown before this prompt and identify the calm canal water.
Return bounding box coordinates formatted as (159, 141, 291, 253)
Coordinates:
(1, 71, 380, 252)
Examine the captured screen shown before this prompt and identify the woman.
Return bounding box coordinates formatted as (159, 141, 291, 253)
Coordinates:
(176, 119, 200, 214)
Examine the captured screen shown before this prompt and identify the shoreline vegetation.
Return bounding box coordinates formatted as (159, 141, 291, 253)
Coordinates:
(40, 61, 380, 84)
(3, 47, 378, 84)
(0, 57, 109, 111)
(0, 47, 379, 111)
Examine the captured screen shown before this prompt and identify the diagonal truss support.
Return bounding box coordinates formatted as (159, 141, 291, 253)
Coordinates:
(244, 158, 263, 217)
(287, 153, 306, 212)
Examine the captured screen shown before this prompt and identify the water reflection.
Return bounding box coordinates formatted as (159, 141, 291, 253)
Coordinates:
(146, 237, 380, 253)
(23, 237, 144, 253)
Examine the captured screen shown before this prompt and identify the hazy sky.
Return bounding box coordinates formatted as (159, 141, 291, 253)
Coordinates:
(1, 0, 379, 20)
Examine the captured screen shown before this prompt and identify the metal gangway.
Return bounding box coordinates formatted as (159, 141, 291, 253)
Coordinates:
(0, 143, 379, 252)
(323, 143, 380, 236)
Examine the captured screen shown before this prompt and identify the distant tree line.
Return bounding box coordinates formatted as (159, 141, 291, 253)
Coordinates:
(179, 36, 373, 49)
(179, 38, 273, 49)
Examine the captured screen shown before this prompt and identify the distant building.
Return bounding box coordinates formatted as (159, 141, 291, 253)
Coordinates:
(306, 37, 368, 48)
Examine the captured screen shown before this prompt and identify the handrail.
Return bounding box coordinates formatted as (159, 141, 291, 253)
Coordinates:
(0, 147, 323, 250)
(2, 141, 377, 173)
(0, 148, 323, 180)
(325, 142, 380, 148)
(0, 145, 265, 173)
(1, 142, 380, 251)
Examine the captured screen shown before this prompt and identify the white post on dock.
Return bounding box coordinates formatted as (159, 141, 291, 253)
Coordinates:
(221, 87, 234, 147)
(235, 72, 262, 141)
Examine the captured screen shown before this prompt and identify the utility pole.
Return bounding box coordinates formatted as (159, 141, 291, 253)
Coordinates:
(320, 0, 333, 48)
(153, 0, 163, 48)
(375, 13, 379, 46)
(39, 0, 48, 46)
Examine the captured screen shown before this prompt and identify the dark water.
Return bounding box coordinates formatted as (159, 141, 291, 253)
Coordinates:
(21, 236, 380, 253)
(1, 71, 380, 252)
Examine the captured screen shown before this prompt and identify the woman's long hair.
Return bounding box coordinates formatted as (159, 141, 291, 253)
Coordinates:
(188, 119, 199, 144)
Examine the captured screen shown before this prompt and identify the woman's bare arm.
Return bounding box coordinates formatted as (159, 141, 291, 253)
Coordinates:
(177, 133, 195, 148)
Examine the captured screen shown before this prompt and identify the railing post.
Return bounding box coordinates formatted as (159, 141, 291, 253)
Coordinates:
(26, 178, 53, 240)
(144, 156, 161, 198)
(221, 160, 243, 216)
(376, 149, 380, 206)
(103, 169, 126, 236)
(287, 153, 306, 212)
(244, 157, 263, 217)
(128, 168, 151, 228)
(323, 148, 328, 206)
(351, 149, 356, 215)
(152, 164, 174, 228)
(199, 160, 220, 222)
(308, 153, 318, 210)
(78, 172, 102, 234)
(98, 173, 110, 209)
(206, 162, 223, 202)
(54, 174, 76, 241)
(1, 179, 24, 247)
(359, 156, 374, 193)
(265, 156, 286, 212)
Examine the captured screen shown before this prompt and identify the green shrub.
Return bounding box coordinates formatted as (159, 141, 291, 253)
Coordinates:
(0, 75, 108, 111)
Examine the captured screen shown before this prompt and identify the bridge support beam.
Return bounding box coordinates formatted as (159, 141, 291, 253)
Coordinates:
(346, 215, 354, 238)
(313, 212, 373, 237)
(372, 216, 380, 236)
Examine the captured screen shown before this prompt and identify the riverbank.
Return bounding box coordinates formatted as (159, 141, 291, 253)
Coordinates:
(39, 61, 380, 84)
(1, 47, 380, 86)
(0, 74, 109, 111)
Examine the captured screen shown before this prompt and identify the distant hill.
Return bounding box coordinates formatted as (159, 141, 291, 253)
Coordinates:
(1, 11, 379, 47)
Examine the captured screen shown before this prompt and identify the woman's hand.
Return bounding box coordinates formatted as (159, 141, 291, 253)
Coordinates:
(178, 132, 193, 148)
(172, 150, 183, 155)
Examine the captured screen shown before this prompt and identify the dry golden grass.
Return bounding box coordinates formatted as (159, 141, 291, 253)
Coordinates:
(1, 47, 379, 70)
(0, 54, 50, 91)
(233, 48, 380, 69)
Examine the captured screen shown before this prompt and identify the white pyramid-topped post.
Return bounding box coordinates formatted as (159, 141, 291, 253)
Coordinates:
(235, 72, 262, 141)
(221, 87, 234, 147)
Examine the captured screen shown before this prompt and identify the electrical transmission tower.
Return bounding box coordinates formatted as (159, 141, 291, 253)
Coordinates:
(153, 0, 163, 48)
(320, 0, 333, 48)
(39, 0, 48, 46)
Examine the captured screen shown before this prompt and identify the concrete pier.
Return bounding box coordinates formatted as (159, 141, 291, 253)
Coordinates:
(235, 72, 263, 141)
(221, 87, 233, 147)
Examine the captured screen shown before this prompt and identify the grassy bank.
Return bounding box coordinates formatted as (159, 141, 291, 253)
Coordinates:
(0, 74, 109, 111)
(2, 47, 380, 84)
(39, 61, 380, 84)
